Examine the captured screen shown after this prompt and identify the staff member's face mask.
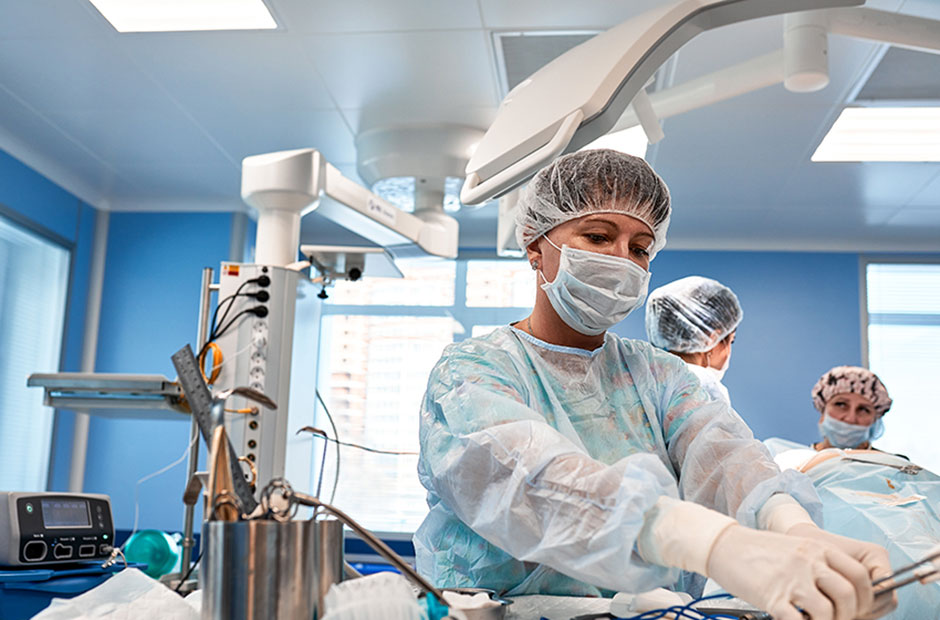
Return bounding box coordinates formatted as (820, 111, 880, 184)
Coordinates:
(538, 235, 650, 336)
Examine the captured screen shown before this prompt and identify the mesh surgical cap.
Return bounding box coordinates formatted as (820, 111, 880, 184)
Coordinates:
(514, 149, 671, 257)
(645, 276, 743, 353)
(812, 366, 893, 416)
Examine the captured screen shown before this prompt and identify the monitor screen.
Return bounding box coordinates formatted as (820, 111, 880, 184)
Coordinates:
(41, 499, 91, 528)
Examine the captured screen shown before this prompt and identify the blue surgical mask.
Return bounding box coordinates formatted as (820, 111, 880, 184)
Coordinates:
(538, 236, 650, 336)
(818, 414, 878, 448)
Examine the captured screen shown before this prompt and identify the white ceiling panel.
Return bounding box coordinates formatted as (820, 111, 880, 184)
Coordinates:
(477, 0, 660, 30)
(108, 160, 241, 203)
(303, 31, 497, 111)
(194, 107, 356, 165)
(0, 37, 164, 113)
(776, 163, 940, 210)
(48, 107, 231, 167)
(121, 32, 337, 112)
(0, 0, 108, 39)
(272, 0, 483, 33)
(906, 172, 940, 208)
(886, 207, 940, 227)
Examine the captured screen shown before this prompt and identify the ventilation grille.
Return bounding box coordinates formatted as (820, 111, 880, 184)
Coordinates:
(494, 31, 598, 96)
(855, 47, 940, 102)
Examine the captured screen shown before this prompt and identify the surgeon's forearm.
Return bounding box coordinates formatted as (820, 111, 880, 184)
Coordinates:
(636, 496, 737, 575)
(756, 493, 816, 534)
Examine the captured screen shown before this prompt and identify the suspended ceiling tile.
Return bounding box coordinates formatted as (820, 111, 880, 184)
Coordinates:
(108, 160, 241, 202)
(906, 172, 940, 208)
(193, 107, 357, 166)
(0, 0, 108, 39)
(886, 207, 940, 228)
(272, 0, 483, 33)
(0, 37, 166, 113)
(855, 47, 940, 101)
(303, 30, 496, 111)
(47, 107, 232, 167)
(478, 0, 658, 29)
(121, 32, 336, 111)
(776, 163, 938, 211)
(0, 85, 114, 205)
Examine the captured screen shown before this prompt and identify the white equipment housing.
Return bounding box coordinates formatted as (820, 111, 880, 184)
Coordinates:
(216, 148, 459, 496)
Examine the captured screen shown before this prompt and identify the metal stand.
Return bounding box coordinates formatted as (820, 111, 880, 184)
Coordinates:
(179, 267, 216, 581)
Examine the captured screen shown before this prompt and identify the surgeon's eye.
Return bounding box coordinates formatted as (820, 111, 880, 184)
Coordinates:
(833, 400, 848, 408)
(632, 246, 650, 259)
(584, 233, 608, 244)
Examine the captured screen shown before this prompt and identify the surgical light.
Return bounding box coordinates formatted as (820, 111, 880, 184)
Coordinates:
(88, 0, 277, 33)
(580, 125, 649, 158)
(812, 107, 940, 162)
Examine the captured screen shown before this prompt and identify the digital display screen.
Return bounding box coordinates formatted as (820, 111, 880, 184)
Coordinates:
(41, 499, 91, 528)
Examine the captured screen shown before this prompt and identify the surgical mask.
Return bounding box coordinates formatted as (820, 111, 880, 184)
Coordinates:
(708, 350, 731, 382)
(538, 236, 650, 336)
(818, 414, 875, 449)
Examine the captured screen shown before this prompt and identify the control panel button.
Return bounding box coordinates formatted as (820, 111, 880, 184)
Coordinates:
(23, 540, 48, 562)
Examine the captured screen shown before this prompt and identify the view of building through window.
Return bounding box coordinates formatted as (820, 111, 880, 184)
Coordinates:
(315, 258, 531, 533)
(866, 262, 940, 473)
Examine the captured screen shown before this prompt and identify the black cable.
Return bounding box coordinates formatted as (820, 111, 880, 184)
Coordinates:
(316, 390, 342, 505)
(211, 279, 253, 338)
(300, 427, 418, 456)
(174, 547, 204, 593)
(212, 306, 267, 343)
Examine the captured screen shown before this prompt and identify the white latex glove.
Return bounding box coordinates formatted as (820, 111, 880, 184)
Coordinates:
(706, 525, 877, 620)
(786, 523, 897, 619)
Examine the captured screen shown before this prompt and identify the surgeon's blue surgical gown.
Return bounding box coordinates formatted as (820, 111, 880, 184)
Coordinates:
(414, 326, 820, 596)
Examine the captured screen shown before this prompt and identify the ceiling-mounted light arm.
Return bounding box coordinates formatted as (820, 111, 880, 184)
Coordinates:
(632, 87, 665, 144)
(460, 0, 864, 206)
(826, 7, 940, 55)
(242, 149, 458, 265)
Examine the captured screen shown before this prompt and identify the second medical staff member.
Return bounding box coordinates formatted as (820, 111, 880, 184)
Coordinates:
(415, 150, 894, 620)
(812, 366, 893, 451)
(645, 276, 742, 407)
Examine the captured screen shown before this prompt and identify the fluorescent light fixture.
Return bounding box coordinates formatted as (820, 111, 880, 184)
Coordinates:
(88, 0, 277, 33)
(813, 107, 940, 162)
(580, 125, 649, 158)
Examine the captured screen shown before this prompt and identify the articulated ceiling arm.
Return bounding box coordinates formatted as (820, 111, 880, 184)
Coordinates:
(242, 148, 458, 267)
(459, 0, 864, 206)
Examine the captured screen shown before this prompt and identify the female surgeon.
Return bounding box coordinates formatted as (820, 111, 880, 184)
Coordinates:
(645, 276, 742, 407)
(414, 150, 895, 620)
(812, 366, 893, 451)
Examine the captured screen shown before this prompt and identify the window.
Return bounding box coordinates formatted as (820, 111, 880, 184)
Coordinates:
(864, 261, 940, 473)
(314, 258, 531, 533)
(0, 213, 70, 491)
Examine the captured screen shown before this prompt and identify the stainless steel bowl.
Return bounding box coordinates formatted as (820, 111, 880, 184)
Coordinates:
(442, 587, 512, 620)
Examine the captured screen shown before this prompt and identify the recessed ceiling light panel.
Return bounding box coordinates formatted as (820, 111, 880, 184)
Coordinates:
(89, 0, 277, 33)
(813, 107, 940, 162)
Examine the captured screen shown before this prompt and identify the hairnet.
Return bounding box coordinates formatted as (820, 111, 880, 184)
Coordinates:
(811, 366, 893, 416)
(514, 149, 671, 257)
(645, 276, 743, 354)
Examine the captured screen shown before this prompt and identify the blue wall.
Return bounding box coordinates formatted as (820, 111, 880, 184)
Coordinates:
(82, 211, 235, 531)
(0, 149, 97, 492)
(611, 250, 862, 445)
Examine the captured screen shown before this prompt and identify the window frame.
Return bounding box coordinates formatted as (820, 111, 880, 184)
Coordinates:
(0, 201, 76, 491)
(859, 255, 940, 367)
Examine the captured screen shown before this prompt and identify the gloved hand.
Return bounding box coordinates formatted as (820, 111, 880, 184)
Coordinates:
(786, 523, 897, 619)
(706, 524, 881, 620)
